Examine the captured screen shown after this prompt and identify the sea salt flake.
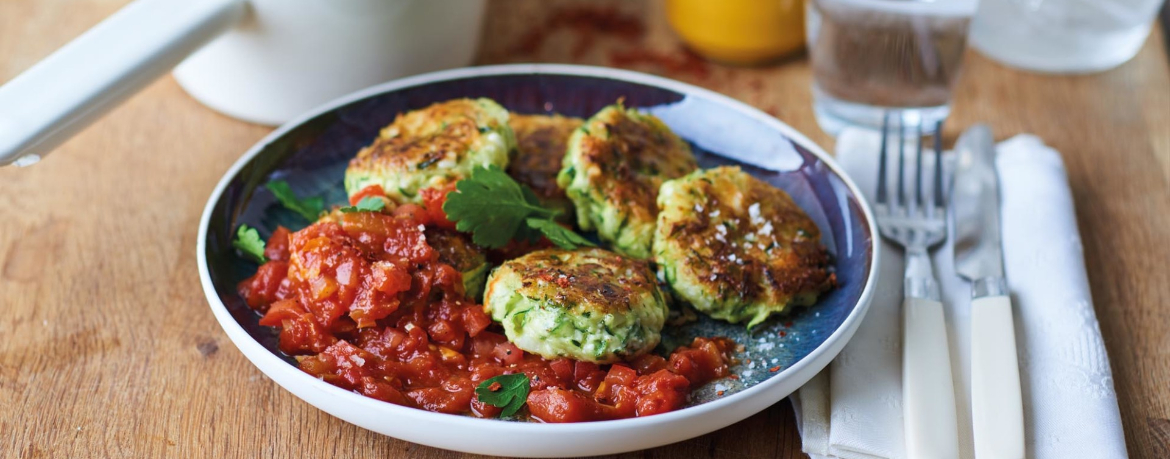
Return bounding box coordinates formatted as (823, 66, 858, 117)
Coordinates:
(350, 355, 366, 367)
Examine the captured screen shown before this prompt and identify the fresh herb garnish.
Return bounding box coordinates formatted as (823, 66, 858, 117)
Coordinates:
(443, 166, 595, 250)
(339, 196, 386, 213)
(265, 180, 324, 221)
(525, 218, 595, 250)
(475, 373, 530, 418)
(232, 225, 267, 263)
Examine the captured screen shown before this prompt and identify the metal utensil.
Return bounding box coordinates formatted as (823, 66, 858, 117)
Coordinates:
(874, 113, 960, 459)
(953, 124, 1025, 459)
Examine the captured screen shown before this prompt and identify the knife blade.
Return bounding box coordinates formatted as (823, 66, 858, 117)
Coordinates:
(952, 124, 1025, 459)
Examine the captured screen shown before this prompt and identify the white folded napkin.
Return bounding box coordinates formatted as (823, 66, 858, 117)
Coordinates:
(791, 128, 1128, 459)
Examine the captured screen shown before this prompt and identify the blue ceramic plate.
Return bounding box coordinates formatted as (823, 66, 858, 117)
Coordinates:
(197, 64, 878, 457)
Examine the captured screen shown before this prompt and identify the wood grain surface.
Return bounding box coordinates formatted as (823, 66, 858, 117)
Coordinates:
(1, 0, 1167, 457)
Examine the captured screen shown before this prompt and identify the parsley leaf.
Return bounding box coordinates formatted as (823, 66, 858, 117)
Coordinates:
(232, 225, 267, 263)
(475, 373, 530, 418)
(339, 196, 386, 213)
(443, 166, 593, 250)
(526, 218, 595, 250)
(265, 180, 324, 221)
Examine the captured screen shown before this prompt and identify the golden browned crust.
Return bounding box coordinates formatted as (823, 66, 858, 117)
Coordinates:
(655, 167, 835, 325)
(577, 110, 695, 227)
(424, 228, 486, 273)
(508, 114, 582, 200)
(499, 248, 661, 315)
(350, 101, 488, 176)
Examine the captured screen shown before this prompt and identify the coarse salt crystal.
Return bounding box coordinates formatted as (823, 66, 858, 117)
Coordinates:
(748, 203, 761, 221)
(350, 355, 366, 367)
(758, 342, 775, 351)
(694, 203, 704, 212)
(714, 383, 728, 392)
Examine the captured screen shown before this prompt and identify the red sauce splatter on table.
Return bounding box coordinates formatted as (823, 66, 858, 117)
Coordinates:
(511, 6, 646, 58)
(609, 47, 712, 80)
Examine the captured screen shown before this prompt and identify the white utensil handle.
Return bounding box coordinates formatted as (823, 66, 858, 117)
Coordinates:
(971, 295, 1026, 459)
(0, 0, 245, 167)
(903, 297, 960, 459)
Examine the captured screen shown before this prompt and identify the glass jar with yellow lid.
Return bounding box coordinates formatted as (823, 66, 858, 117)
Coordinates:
(666, 0, 806, 65)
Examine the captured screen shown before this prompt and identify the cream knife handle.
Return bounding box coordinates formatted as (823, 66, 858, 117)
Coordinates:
(971, 295, 1026, 459)
(903, 297, 960, 459)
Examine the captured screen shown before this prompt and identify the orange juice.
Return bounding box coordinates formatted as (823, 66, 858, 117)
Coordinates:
(666, 0, 806, 65)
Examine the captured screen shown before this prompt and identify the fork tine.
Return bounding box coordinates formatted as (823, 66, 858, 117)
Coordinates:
(933, 119, 945, 209)
(896, 112, 906, 208)
(914, 119, 924, 212)
(876, 111, 890, 205)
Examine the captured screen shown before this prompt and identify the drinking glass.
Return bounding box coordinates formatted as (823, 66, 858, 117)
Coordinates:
(970, 0, 1168, 73)
(806, 0, 978, 136)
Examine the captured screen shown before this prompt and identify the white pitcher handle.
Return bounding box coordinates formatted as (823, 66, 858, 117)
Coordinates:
(0, 0, 245, 167)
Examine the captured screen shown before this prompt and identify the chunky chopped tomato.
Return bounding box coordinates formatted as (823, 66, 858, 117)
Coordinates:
(348, 185, 387, 206)
(237, 202, 738, 422)
(238, 260, 290, 310)
(264, 226, 292, 262)
(419, 184, 458, 230)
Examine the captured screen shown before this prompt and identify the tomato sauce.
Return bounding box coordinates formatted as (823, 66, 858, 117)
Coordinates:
(238, 189, 737, 422)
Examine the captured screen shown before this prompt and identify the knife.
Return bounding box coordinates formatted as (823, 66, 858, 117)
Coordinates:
(952, 124, 1025, 459)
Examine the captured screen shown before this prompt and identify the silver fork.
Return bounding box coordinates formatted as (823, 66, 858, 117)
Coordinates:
(874, 113, 959, 459)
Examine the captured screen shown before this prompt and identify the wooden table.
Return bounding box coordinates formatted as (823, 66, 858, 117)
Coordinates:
(2, 1, 1167, 457)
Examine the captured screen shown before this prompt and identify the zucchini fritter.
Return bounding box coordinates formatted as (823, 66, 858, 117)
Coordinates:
(508, 113, 583, 220)
(557, 104, 697, 259)
(483, 248, 668, 364)
(654, 166, 835, 328)
(345, 98, 515, 203)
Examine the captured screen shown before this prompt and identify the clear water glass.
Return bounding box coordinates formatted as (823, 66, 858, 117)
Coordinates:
(805, 0, 977, 136)
(971, 0, 1168, 73)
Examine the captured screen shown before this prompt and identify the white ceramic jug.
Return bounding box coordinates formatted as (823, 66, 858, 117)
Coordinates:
(0, 0, 486, 167)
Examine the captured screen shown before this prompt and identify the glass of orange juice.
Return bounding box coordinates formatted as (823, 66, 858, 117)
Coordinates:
(666, 0, 807, 65)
